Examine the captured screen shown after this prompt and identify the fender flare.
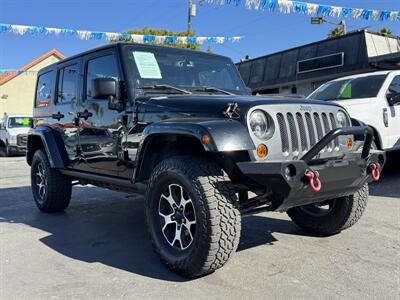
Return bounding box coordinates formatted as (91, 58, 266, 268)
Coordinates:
(351, 118, 383, 150)
(141, 119, 254, 152)
(27, 126, 69, 168)
(133, 119, 255, 181)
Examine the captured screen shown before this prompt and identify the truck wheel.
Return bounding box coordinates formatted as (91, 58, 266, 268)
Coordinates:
(287, 184, 368, 235)
(145, 156, 241, 278)
(31, 150, 72, 213)
(5, 142, 13, 157)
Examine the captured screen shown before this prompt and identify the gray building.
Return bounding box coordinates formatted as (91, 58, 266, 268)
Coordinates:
(237, 30, 400, 96)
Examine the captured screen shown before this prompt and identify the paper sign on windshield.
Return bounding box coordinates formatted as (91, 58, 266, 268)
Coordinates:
(132, 51, 162, 79)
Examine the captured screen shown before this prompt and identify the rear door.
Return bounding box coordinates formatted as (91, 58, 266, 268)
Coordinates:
(77, 49, 127, 177)
(34, 65, 80, 167)
(54, 59, 82, 166)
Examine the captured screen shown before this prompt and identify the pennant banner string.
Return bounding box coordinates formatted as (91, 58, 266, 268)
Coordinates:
(204, 0, 400, 22)
(0, 23, 243, 44)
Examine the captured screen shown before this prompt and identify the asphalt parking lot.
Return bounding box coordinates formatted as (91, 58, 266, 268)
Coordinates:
(0, 154, 399, 299)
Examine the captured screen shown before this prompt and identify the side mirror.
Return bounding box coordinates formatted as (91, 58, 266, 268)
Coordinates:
(92, 78, 125, 112)
(92, 77, 116, 99)
(387, 93, 400, 106)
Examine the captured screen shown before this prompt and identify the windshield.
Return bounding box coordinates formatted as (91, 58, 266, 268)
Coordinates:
(308, 75, 387, 101)
(122, 45, 248, 95)
(8, 117, 31, 128)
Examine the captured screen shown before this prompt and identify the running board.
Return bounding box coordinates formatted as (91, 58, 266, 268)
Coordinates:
(60, 169, 145, 194)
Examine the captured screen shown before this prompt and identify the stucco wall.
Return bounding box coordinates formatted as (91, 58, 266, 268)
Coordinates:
(0, 55, 61, 118)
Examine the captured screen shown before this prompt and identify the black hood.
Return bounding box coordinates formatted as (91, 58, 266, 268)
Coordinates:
(136, 94, 342, 117)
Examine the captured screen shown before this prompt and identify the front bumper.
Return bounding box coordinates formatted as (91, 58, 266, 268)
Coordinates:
(8, 144, 27, 154)
(237, 126, 386, 212)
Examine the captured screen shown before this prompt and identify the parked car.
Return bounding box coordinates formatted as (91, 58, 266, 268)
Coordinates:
(0, 114, 32, 156)
(308, 71, 400, 151)
(27, 43, 385, 278)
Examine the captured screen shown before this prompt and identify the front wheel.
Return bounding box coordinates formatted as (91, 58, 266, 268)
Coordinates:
(5, 141, 13, 157)
(145, 156, 241, 278)
(31, 149, 72, 212)
(287, 184, 368, 235)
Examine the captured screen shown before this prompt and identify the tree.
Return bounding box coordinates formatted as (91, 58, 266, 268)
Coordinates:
(327, 26, 345, 39)
(379, 27, 393, 36)
(112, 27, 200, 50)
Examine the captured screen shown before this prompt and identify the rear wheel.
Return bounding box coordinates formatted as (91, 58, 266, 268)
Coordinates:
(287, 184, 368, 235)
(31, 149, 72, 212)
(145, 156, 241, 278)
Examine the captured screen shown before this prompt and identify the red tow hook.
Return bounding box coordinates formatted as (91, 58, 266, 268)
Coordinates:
(368, 162, 381, 181)
(305, 170, 321, 192)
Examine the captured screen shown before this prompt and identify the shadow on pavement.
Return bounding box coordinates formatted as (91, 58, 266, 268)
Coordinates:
(0, 154, 398, 281)
(0, 185, 298, 282)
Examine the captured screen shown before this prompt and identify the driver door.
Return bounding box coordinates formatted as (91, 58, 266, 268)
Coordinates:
(77, 49, 127, 177)
(386, 75, 400, 148)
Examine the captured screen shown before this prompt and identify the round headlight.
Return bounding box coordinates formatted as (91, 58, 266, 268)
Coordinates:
(336, 111, 348, 128)
(249, 110, 274, 140)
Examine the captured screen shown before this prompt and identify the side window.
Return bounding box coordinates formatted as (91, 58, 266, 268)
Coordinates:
(387, 76, 400, 95)
(57, 64, 78, 104)
(86, 55, 119, 100)
(35, 71, 54, 107)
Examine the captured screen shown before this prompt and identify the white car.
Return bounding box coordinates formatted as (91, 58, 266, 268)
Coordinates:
(0, 115, 32, 156)
(308, 70, 400, 151)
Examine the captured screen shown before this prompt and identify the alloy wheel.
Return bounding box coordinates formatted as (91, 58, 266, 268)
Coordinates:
(35, 162, 47, 203)
(158, 183, 196, 250)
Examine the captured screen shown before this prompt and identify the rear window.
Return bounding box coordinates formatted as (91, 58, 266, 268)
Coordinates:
(308, 75, 387, 101)
(57, 64, 79, 104)
(35, 71, 55, 107)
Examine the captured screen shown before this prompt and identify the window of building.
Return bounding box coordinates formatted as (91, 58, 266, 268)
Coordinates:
(86, 55, 119, 100)
(57, 65, 78, 104)
(35, 71, 54, 107)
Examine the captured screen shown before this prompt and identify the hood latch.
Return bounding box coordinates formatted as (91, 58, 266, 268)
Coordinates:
(224, 103, 240, 119)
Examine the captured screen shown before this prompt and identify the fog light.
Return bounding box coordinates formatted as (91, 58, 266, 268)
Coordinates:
(257, 144, 268, 158)
(285, 164, 296, 180)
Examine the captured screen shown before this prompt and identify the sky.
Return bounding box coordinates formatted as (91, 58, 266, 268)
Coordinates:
(0, 0, 399, 69)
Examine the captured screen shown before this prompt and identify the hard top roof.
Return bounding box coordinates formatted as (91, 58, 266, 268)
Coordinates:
(38, 42, 231, 74)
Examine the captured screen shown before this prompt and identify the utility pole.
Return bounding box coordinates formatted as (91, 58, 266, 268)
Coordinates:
(187, 0, 196, 33)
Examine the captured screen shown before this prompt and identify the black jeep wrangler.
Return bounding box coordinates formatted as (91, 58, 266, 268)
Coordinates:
(28, 43, 385, 277)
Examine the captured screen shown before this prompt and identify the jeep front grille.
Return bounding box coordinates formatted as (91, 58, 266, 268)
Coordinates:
(277, 112, 339, 157)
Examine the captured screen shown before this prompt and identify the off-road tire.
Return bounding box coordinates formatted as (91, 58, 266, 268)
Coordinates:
(31, 149, 72, 213)
(145, 156, 241, 278)
(287, 184, 368, 235)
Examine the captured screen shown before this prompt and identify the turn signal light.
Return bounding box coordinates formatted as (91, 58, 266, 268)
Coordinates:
(346, 138, 353, 150)
(202, 133, 211, 145)
(257, 144, 268, 158)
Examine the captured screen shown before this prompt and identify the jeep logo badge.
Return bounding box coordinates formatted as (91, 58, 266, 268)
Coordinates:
(300, 105, 312, 112)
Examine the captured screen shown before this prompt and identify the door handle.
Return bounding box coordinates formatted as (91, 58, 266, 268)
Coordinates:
(52, 112, 65, 121)
(77, 110, 93, 120)
(383, 108, 388, 127)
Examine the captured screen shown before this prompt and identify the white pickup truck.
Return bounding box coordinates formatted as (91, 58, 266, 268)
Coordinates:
(308, 70, 400, 151)
(0, 115, 32, 156)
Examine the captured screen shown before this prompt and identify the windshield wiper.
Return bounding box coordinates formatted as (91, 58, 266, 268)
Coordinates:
(191, 86, 234, 95)
(140, 84, 192, 94)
